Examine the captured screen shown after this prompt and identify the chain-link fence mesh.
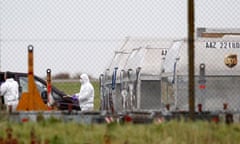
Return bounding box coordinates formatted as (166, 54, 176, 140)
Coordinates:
(1, 1, 240, 113)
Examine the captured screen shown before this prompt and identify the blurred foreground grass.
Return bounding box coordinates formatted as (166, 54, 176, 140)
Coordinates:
(53, 81, 101, 110)
(0, 82, 240, 143)
(0, 119, 240, 144)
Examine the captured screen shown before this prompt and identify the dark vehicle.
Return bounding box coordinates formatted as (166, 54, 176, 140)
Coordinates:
(0, 71, 80, 111)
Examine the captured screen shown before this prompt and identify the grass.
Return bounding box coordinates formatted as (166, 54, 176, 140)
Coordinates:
(0, 119, 240, 144)
(1, 81, 240, 143)
(52, 81, 101, 110)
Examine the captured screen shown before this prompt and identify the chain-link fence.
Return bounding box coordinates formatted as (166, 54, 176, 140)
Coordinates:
(161, 39, 240, 113)
(1, 1, 240, 114)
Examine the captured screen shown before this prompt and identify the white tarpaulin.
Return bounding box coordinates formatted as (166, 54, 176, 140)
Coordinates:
(106, 37, 173, 79)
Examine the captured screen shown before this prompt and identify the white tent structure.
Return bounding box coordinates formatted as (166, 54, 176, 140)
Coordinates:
(107, 37, 173, 79)
(100, 37, 173, 112)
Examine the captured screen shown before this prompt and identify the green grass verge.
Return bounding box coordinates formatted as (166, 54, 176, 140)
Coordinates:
(0, 119, 240, 144)
(1, 82, 240, 143)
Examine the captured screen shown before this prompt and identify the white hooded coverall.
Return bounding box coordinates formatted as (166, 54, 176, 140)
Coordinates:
(0, 78, 19, 112)
(75, 74, 94, 111)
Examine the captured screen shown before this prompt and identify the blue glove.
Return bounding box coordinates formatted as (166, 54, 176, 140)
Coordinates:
(72, 95, 78, 101)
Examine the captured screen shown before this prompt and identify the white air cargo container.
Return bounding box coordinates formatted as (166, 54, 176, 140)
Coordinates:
(161, 37, 240, 113)
(99, 38, 173, 113)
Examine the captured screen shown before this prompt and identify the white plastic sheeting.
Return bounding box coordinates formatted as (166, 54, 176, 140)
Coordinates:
(105, 37, 173, 79)
(101, 37, 174, 111)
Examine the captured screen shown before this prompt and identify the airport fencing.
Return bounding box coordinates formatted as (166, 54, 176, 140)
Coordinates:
(0, 1, 240, 115)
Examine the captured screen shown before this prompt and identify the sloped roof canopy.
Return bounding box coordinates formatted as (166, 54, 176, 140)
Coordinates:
(106, 38, 173, 79)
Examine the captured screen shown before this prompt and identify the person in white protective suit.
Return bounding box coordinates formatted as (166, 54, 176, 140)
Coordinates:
(0, 71, 19, 112)
(75, 73, 94, 111)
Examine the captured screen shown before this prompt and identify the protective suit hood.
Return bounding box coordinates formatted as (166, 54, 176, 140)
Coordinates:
(80, 73, 89, 84)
